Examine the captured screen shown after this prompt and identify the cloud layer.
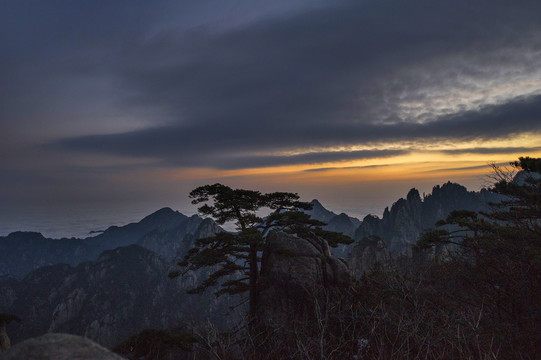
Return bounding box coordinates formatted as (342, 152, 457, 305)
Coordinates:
(38, 0, 541, 169)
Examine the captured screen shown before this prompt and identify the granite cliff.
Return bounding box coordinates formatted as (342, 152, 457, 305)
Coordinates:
(354, 182, 498, 254)
(0, 243, 236, 348)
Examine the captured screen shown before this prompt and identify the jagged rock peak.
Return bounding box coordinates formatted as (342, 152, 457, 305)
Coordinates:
(354, 181, 490, 254)
(336, 212, 352, 220)
(194, 218, 221, 238)
(307, 199, 337, 223)
(512, 170, 541, 185)
(362, 214, 380, 223)
(407, 188, 421, 202)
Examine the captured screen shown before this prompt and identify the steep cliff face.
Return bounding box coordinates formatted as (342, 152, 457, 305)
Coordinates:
(0, 244, 236, 349)
(354, 183, 496, 254)
(347, 236, 391, 278)
(257, 231, 351, 326)
(136, 216, 221, 261)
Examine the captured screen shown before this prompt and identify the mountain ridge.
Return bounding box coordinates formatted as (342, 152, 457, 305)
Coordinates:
(0, 208, 214, 278)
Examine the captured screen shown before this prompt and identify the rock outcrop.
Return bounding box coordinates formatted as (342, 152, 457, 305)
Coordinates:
(257, 231, 351, 326)
(347, 236, 391, 278)
(0, 333, 125, 360)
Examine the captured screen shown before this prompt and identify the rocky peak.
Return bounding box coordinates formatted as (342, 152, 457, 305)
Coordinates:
(136, 215, 221, 261)
(407, 188, 421, 203)
(307, 199, 337, 223)
(512, 169, 541, 185)
(354, 182, 490, 254)
(138, 207, 182, 225)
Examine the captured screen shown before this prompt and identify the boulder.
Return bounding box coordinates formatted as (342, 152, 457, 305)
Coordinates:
(257, 231, 351, 326)
(0, 333, 125, 360)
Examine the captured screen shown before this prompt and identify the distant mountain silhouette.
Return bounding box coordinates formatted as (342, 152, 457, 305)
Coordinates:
(306, 200, 361, 230)
(305, 199, 361, 257)
(354, 182, 501, 254)
(0, 208, 215, 277)
(0, 232, 89, 278)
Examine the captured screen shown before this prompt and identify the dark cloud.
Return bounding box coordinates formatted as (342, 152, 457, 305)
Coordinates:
(190, 149, 408, 170)
(304, 164, 393, 173)
(439, 146, 541, 155)
(41, 0, 541, 169)
(423, 163, 509, 173)
(53, 94, 541, 168)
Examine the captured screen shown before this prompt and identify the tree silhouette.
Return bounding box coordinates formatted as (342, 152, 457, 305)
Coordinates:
(169, 183, 352, 320)
(417, 157, 541, 354)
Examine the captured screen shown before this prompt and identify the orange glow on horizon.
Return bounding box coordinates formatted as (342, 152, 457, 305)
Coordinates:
(123, 134, 541, 195)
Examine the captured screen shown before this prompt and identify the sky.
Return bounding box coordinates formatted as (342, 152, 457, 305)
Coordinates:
(1, 0, 541, 237)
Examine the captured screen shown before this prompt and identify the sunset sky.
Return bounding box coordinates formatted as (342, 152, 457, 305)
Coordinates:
(1, 0, 541, 237)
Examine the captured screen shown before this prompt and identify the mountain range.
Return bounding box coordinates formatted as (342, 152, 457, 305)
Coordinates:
(354, 182, 501, 253)
(0, 208, 210, 278)
(0, 181, 500, 348)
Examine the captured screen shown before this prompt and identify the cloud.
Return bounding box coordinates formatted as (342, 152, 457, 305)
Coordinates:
(7, 0, 541, 171)
(423, 162, 509, 173)
(195, 149, 408, 170)
(53, 94, 541, 168)
(439, 146, 541, 155)
(304, 164, 393, 173)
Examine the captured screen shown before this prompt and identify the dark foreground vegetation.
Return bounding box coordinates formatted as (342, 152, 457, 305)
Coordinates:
(112, 157, 539, 359)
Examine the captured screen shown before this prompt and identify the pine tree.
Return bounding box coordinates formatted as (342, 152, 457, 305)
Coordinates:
(169, 183, 352, 319)
(417, 157, 541, 354)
